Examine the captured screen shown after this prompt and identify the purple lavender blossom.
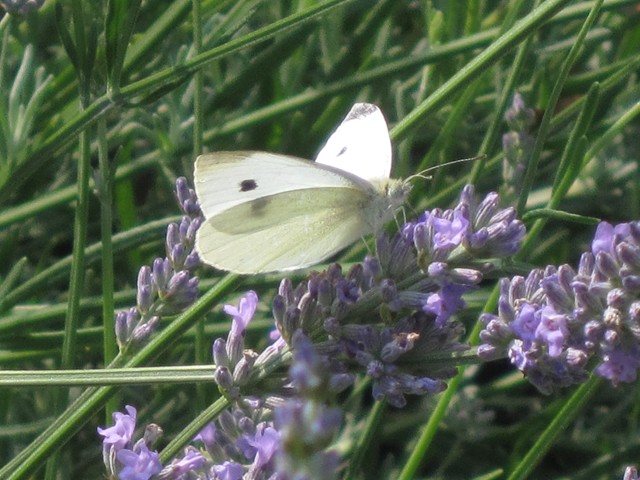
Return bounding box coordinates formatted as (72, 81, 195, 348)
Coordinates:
(117, 442, 162, 480)
(247, 424, 280, 470)
(157, 447, 206, 479)
(98, 406, 165, 479)
(211, 291, 265, 402)
(98, 405, 137, 453)
(212, 461, 244, 479)
(188, 405, 281, 478)
(480, 220, 640, 393)
(270, 185, 522, 406)
(224, 291, 258, 366)
(115, 177, 202, 352)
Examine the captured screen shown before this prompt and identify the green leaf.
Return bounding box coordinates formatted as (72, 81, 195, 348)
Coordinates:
(105, 0, 142, 92)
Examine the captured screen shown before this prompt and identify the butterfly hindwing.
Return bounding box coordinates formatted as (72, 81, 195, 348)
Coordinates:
(195, 186, 372, 273)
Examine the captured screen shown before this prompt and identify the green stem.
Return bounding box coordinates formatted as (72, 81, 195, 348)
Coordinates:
(515, 0, 604, 214)
(192, 0, 207, 411)
(507, 376, 603, 479)
(97, 116, 118, 420)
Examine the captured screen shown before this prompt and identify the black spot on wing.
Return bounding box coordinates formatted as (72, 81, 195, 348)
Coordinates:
(240, 179, 258, 192)
(338, 146, 347, 156)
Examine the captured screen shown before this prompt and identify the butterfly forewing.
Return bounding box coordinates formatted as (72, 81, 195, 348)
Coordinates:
(195, 151, 373, 219)
(315, 103, 392, 181)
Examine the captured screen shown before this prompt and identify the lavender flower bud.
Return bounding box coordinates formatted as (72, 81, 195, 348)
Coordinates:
(175, 176, 201, 217)
(624, 466, 640, 480)
(214, 366, 240, 399)
(212, 338, 229, 368)
(157, 448, 206, 479)
(232, 351, 258, 384)
(473, 192, 500, 228)
(279, 278, 295, 305)
(115, 308, 138, 349)
(272, 295, 286, 326)
(131, 316, 160, 345)
(136, 266, 153, 314)
(162, 271, 199, 311)
(152, 258, 171, 292)
(623, 275, 640, 292)
(596, 251, 620, 278)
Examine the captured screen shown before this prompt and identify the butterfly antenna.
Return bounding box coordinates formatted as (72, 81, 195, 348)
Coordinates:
(406, 155, 485, 182)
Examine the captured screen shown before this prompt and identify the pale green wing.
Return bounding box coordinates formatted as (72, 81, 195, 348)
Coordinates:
(195, 187, 374, 274)
(194, 151, 374, 219)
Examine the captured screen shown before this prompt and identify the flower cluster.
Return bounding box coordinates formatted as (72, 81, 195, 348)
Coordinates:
(192, 301, 342, 479)
(479, 221, 640, 394)
(115, 177, 202, 352)
(272, 184, 525, 407)
(188, 400, 280, 479)
(98, 405, 209, 480)
(100, 294, 342, 479)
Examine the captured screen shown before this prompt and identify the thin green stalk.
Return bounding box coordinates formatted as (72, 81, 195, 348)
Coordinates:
(159, 395, 230, 463)
(398, 369, 464, 480)
(583, 100, 640, 164)
(417, 81, 482, 182)
(515, 0, 604, 214)
(391, 0, 573, 142)
(97, 116, 117, 419)
(469, 5, 534, 184)
(0, 217, 176, 311)
(506, 376, 602, 479)
(47, 1, 95, 475)
(517, 82, 601, 259)
(0, 365, 219, 387)
(192, 0, 207, 411)
(343, 399, 387, 480)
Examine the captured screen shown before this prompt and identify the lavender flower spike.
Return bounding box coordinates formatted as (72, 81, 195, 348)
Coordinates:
(479, 220, 640, 393)
(115, 177, 203, 352)
(273, 332, 342, 479)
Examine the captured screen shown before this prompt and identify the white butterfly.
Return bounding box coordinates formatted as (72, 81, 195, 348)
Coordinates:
(194, 103, 411, 274)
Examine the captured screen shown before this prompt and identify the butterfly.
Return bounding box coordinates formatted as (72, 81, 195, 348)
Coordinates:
(193, 103, 411, 274)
